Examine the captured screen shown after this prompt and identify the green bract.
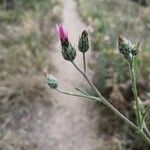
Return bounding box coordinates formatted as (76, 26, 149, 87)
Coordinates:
(47, 75, 58, 89)
(61, 43, 76, 61)
(78, 30, 89, 53)
(118, 36, 140, 61)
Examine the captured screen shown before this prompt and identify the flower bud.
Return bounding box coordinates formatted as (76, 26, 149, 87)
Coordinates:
(118, 36, 140, 61)
(46, 74, 58, 89)
(78, 30, 89, 53)
(61, 43, 76, 61)
(56, 24, 76, 61)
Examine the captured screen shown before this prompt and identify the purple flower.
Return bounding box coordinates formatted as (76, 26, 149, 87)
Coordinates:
(56, 24, 68, 42)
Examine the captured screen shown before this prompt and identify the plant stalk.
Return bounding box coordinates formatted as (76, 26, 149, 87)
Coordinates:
(129, 60, 142, 128)
(56, 88, 101, 102)
(83, 52, 86, 73)
(71, 61, 150, 144)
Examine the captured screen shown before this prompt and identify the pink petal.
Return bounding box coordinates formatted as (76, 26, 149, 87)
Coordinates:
(56, 24, 68, 41)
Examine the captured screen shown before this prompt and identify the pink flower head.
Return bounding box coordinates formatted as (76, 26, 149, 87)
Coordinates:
(56, 24, 68, 42)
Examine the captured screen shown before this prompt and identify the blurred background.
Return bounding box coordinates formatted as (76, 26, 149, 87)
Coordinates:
(0, 0, 150, 149)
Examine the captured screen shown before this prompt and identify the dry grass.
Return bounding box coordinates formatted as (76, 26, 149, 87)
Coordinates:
(0, 0, 61, 148)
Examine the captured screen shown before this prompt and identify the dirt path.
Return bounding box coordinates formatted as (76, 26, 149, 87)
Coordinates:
(21, 0, 109, 149)
(46, 0, 106, 149)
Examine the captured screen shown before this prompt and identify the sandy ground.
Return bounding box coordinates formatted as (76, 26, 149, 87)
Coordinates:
(46, 0, 106, 149)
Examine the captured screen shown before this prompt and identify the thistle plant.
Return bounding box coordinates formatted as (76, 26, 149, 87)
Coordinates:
(45, 25, 150, 144)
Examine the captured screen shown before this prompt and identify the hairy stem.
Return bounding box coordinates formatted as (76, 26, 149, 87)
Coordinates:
(129, 60, 142, 128)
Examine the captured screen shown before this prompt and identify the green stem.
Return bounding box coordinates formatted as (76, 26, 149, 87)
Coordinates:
(56, 88, 101, 102)
(75, 87, 90, 96)
(129, 60, 142, 128)
(71, 61, 150, 144)
(83, 52, 86, 73)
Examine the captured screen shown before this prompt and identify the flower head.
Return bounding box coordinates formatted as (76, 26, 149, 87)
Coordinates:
(78, 30, 89, 53)
(56, 24, 68, 42)
(56, 24, 76, 61)
(118, 36, 140, 62)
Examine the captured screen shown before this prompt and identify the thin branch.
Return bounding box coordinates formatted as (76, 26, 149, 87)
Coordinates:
(56, 88, 101, 102)
(83, 52, 86, 73)
(75, 87, 90, 96)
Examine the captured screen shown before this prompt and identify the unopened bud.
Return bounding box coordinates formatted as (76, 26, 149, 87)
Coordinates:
(118, 36, 140, 61)
(56, 24, 76, 61)
(46, 74, 58, 89)
(78, 30, 89, 53)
